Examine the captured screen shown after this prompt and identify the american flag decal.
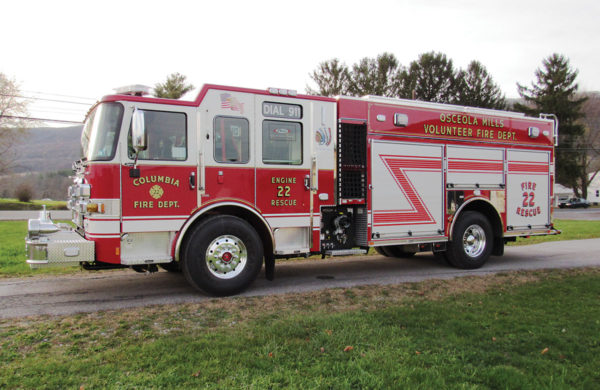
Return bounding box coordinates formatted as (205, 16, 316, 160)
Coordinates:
(220, 93, 244, 114)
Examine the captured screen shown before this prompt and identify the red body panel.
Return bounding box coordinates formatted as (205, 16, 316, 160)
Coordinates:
(255, 168, 310, 214)
(85, 164, 120, 199)
(202, 166, 255, 206)
(121, 165, 197, 216)
(364, 101, 554, 147)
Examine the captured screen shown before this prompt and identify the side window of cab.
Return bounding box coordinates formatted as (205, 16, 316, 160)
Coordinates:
(128, 110, 187, 161)
(213, 116, 250, 164)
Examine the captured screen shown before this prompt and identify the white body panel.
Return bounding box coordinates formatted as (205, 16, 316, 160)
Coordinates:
(506, 149, 551, 230)
(447, 146, 504, 189)
(371, 141, 444, 240)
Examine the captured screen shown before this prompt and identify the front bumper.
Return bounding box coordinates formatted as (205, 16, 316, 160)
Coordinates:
(25, 208, 94, 268)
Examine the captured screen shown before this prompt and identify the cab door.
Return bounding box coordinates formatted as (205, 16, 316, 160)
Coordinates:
(120, 105, 198, 265)
(254, 97, 313, 255)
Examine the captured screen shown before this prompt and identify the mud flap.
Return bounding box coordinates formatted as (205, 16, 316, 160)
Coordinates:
(265, 253, 275, 281)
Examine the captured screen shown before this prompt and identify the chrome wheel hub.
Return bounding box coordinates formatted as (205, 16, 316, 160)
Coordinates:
(206, 235, 247, 279)
(462, 224, 486, 258)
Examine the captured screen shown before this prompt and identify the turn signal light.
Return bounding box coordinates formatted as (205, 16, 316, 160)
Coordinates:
(86, 203, 105, 214)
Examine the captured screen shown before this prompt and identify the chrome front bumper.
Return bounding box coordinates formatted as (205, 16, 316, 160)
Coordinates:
(25, 207, 94, 268)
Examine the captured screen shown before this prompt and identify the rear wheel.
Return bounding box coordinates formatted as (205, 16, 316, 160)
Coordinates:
(446, 211, 493, 269)
(385, 245, 416, 258)
(375, 245, 416, 258)
(182, 215, 263, 296)
(374, 247, 389, 257)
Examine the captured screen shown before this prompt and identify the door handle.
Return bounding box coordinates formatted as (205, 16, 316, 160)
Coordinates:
(304, 175, 310, 191)
(189, 171, 196, 190)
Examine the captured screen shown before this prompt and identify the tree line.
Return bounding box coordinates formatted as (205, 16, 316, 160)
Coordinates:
(306, 51, 506, 110)
(307, 52, 597, 198)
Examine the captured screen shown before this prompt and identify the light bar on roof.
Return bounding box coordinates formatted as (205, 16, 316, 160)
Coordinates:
(268, 87, 298, 96)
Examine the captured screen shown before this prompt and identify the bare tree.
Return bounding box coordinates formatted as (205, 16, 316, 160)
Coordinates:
(0, 73, 29, 174)
(580, 92, 600, 191)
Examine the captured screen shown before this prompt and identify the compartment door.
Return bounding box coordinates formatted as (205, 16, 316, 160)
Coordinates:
(506, 150, 551, 230)
(371, 141, 444, 241)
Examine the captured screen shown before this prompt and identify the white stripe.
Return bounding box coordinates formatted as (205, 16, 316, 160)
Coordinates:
(262, 213, 311, 218)
(85, 219, 120, 234)
(86, 234, 121, 239)
(123, 215, 189, 220)
(123, 219, 185, 233)
(267, 216, 311, 228)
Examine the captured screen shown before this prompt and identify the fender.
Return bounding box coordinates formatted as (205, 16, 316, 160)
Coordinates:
(448, 196, 504, 241)
(174, 201, 274, 262)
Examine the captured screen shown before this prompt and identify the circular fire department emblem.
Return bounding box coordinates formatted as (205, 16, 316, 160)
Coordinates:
(149, 185, 164, 199)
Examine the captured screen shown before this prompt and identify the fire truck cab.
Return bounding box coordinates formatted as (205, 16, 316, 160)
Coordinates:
(26, 84, 559, 295)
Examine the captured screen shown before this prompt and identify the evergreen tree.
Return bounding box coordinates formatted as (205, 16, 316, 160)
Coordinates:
(306, 53, 506, 112)
(454, 61, 506, 109)
(306, 59, 351, 96)
(347, 52, 403, 97)
(401, 52, 457, 103)
(515, 54, 587, 196)
(154, 73, 195, 99)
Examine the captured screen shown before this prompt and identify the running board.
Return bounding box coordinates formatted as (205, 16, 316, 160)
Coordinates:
(325, 249, 367, 257)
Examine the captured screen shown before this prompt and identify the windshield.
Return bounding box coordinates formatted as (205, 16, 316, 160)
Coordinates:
(81, 102, 124, 161)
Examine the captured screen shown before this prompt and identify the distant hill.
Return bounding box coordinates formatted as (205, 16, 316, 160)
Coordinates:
(12, 126, 83, 173)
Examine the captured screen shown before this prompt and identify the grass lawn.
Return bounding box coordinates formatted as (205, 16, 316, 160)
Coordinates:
(0, 268, 598, 389)
(0, 221, 81, 277)
(509, 219, 600, 246)
(0, 198, 67, 211)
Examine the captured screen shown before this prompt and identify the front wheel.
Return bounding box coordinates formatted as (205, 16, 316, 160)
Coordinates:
(159, 261, 181, 272)
(181, 215, 263, 296)
(446, 211, 493, 269)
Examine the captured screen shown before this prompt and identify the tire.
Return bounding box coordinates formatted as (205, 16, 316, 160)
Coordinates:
(374, 247, 390, 257)
(384, 245, 416, 258)
(159, 261, 181, 272)
(181, 215, 263, 296)
(446, 211, 493, 269)
(433, 250, 450, 265)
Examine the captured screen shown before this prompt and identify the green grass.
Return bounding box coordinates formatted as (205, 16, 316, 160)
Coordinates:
(509, 219, 600, 246)
(0, 269, 598, 389)
(0, 221, 80, 277)
(0, 198, 67, 210)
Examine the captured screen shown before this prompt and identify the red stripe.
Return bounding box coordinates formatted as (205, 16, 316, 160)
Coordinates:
(448, 161, 503, 171)
(508, 163, 548, 173)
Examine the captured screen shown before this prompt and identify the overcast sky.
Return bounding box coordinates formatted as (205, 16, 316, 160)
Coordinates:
(2, 0, 599, 125)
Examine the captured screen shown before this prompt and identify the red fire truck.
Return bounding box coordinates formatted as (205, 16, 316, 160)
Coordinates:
(26, 84, 559, 295)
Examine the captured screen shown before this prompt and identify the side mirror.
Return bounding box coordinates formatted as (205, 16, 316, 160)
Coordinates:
(131, 109, 147, 152)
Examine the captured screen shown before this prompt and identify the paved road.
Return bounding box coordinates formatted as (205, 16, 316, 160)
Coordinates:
(553, 208, 600, 220)
(1, 238, 599, 319)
